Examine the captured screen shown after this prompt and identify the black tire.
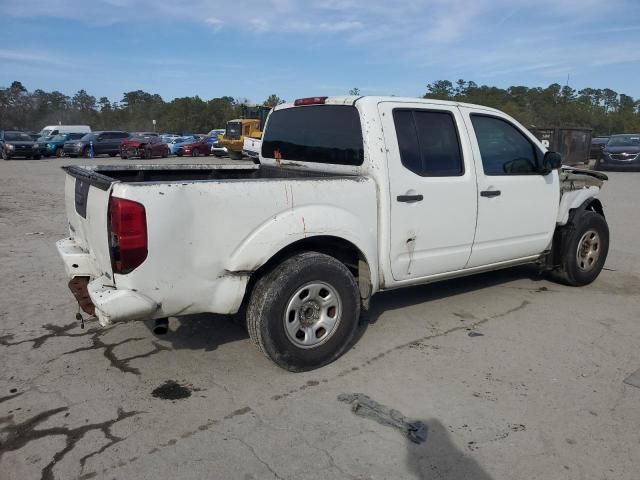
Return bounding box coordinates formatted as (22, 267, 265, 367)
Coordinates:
(229, 150, 243, 160)
(553, 211, 609, 286)
(192, 148, 200, 157)
(55, 147, 64, 158)
(82, 147, 91, 158)
(162, 148, 168, 158)
(33, 154, 41, 160)
(246, 252, 360, 372)
(109, 153, 117, 157)
(120, 154, 128, 160)
(176, 152, 183, 157)
(68, 154, 77, 158)
(2, 150, 10, 160)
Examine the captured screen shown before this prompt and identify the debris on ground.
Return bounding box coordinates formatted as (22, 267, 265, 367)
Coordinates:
(337, 393, 428, 444)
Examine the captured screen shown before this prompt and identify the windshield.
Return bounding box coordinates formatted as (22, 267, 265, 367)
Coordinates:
(607, 135, 640, 147)
(4, 132, 33, 141)
(50, 134, 68, 142)
(80, 133, 94, 141)
(40, 129, 54, 137)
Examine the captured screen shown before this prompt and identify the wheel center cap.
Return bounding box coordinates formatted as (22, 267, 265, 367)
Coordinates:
(300, 301, 320, 326)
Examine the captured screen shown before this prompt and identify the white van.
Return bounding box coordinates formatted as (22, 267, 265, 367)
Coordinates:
(39, 125, 91, 137)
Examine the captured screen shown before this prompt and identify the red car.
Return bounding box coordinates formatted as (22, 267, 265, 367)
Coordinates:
(120, 134, 169, 159)
(175, 136, 210, 157)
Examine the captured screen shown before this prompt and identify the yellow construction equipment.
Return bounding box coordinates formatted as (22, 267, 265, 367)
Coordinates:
(220, 105, 271, 160)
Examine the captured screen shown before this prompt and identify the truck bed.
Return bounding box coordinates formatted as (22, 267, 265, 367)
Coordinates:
(63, 163, 340, 189)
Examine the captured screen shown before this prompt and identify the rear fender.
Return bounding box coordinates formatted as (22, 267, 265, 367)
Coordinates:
(225, 204, 378, 291)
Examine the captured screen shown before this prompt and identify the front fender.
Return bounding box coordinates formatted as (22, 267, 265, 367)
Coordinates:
(557, 187, 601, 225)
(225, 204, 377, 286)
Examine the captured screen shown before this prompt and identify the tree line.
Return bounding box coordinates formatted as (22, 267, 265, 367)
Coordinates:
(1, 78, 639, 136)
(423, 80, 640, 136)
(0, 81, 285, 134)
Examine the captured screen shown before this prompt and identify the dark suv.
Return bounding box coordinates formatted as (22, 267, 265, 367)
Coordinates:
(63, 131, 129, 158)
(1, 130, 40, 160)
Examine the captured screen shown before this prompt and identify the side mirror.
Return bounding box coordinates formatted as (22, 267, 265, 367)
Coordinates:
(540, 151, 562, 175)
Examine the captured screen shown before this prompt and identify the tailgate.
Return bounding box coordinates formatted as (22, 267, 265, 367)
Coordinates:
(62, 166, 114, 279)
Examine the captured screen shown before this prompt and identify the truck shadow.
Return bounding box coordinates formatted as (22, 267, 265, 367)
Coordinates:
(365, 264, 544, 326)
(406, 418, 494, 480)
(150, 265, 543, 352)
(144, 314, 248, 352)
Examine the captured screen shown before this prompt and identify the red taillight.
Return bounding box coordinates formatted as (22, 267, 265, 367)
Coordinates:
(294, 96, 328, 106)
(108, 196, 147, 274)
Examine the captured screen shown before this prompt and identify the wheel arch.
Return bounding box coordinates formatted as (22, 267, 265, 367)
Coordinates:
(239, 235, 376, 313)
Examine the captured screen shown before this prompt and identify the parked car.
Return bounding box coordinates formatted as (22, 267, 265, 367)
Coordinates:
(168, 136, 196, 155)
(160, 133, 181, 144)
(35, 133, 86, 157)
(175, 136, 211, 157)
(1, 130, 40, 160)
(208, 129, 227, 156)
(63, 131, 129, 158)
(120, 134, 169, 159)
(590, 136, 609, 160)
(596, 134, 640, 170)
(39, 125, 91, 137)
(57, 96, 609, 372)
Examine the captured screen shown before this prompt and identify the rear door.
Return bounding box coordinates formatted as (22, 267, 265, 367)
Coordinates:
(461, 109, 559, 267)
(379, 101, 478, 280)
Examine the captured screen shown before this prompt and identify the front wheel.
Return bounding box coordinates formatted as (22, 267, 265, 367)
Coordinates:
(553, 211, 609, 286)
(246, 252, 360, 372)
(2, 150, 10, 160)
(228, 150, 243, 160)
(55, 147, 64, 158)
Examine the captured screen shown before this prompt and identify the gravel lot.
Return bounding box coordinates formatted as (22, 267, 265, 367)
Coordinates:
(1, 157, 639, 480)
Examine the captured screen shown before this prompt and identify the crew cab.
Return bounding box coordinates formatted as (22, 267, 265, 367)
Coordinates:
(57, 96, 609, 371)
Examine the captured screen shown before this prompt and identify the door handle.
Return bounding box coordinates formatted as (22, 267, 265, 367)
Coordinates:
(397, 194, 423, 203)
(480, 190, 501, 198)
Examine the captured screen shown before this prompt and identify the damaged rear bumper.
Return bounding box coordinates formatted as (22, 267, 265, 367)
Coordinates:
(57, 238, 158, 326)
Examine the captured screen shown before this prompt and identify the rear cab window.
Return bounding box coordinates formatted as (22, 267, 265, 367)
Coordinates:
(393, 109, 464, 176)
(262, 105, 364, 166)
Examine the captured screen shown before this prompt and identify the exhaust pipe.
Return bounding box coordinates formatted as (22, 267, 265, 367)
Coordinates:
(153, 317, 169, 335)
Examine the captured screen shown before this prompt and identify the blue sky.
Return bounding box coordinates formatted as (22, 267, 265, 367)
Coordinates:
(1, 0, 640, 104)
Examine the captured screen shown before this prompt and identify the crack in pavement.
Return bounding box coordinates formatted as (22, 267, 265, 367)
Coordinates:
(0, 406, 141, 480)
(0, 322, 93, 349)
(59, 334, 171, 375)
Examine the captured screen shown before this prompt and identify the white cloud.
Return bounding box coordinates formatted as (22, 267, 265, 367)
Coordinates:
(0, 49, 69, 66)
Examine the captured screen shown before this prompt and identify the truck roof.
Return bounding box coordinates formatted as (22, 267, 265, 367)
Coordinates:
(273, 95, 503, 115)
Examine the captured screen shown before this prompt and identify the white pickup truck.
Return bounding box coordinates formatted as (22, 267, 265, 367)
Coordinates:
(57, 96, 609, 371)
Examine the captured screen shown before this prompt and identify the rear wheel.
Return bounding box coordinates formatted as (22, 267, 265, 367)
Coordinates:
(553, 211, 609, 286)
(162, 148, 169, 158)
(55, 147, 64, 158)
(246, 252, 360, 372)
(192, 148, 200, 157)
(1, 150, 9, 160)
(82, 147, 91, 158)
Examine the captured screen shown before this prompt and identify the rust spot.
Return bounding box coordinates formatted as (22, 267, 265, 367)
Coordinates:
(68, 277, 95, 315)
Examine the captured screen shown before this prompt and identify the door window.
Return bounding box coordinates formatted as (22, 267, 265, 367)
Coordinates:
(470, 115, 539, 175)
(393, 109, 464, 177)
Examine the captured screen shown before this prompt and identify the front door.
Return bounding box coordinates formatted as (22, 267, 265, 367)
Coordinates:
(461, 109, 559, 267)
(379, 101, 478, 281)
